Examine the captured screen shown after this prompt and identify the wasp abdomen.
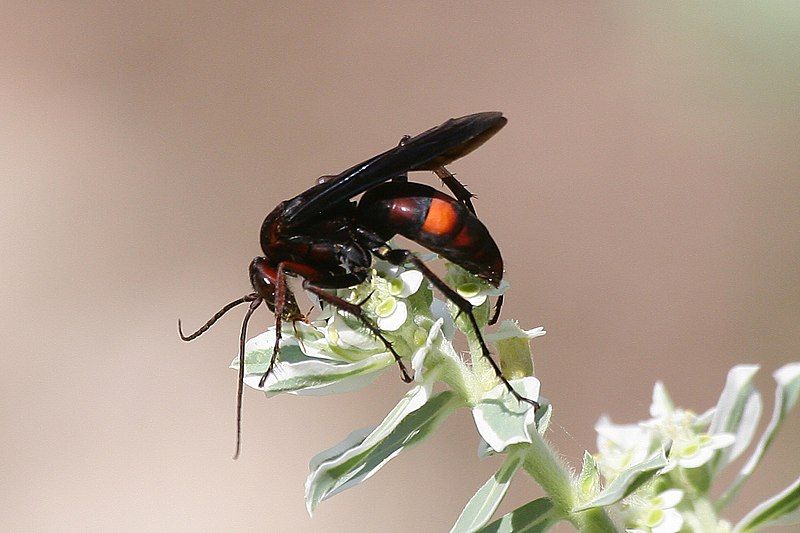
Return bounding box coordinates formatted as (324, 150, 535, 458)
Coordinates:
(358, 182, 503, 285)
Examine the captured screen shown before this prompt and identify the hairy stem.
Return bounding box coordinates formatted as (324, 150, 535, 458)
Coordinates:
(519, 437, 617, 531)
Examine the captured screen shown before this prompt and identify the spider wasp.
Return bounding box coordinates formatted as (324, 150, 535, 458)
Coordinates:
(179, 112, 536, 457)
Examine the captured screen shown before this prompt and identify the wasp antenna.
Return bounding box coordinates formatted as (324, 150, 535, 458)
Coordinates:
(178, 294, 258, 341)
(234, 297, 262, 460)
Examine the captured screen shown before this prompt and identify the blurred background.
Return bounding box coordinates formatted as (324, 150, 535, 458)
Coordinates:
(2, 2, 798, 531)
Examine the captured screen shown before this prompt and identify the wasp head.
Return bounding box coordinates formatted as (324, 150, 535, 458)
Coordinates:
(249, 257, 304, 321)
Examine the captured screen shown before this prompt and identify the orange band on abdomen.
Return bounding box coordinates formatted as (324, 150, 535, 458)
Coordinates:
(421, 198, 459, 237)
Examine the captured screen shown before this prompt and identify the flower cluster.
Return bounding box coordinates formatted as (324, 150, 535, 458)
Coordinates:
(590, 365, 800, 533)
(229, 255, 800, 532)
(593, 386, 731, 533)
(231, 257, 550, 514)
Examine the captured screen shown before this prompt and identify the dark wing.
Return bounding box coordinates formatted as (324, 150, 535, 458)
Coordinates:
(282, 112, 507, 226)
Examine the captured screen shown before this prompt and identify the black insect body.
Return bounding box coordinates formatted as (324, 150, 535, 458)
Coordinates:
(179, 112, 535, 458)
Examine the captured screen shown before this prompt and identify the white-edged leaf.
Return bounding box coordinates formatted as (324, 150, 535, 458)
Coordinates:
(476, 498, 558, 533)
(575, 448, 669, 511)
(232, 329, 395, 395)
(307, 427, 373, 473)
(238, 350, 394, 396)
(725, 391, 763, 465)
(734, 474, 800, 532)
(450, 453, 524, 533)
(720, 362, 800, 509)
(477, 437, 497, 459)
(472, 377, 540, 453)
(477, 399, 552, 459)
(708, 365, 761, 474)
(304, 386, 462, 514)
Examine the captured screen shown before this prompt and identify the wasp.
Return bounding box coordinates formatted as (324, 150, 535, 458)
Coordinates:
(179, 112, 536, 457)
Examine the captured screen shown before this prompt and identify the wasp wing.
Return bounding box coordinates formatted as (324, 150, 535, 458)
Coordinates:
(282, 112, 507, 226)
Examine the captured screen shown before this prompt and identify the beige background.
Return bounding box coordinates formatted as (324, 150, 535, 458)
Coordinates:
(2, 3, 798, 532)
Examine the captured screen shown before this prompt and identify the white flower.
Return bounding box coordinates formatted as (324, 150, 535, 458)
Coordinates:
(458, 279, 509, 306)
(667, 432, 736, 469)
(628, 489, 684, 533)
(233, 324, 393, 396)
(369, 265, 425, 332)
(595, 415, 653, 482)
(374, 296, 407, 331)
(445, 263, 509, 306)
(387, 269, 424, 298)
(641, 382, 735, 470)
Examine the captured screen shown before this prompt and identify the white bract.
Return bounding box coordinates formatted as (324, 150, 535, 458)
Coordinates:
(471, 377, 541, 453)
(594, 415, 652, 482)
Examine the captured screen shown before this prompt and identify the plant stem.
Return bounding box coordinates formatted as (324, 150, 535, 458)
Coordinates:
(692, 497, 720, 531)
(519, 437, 617, 531)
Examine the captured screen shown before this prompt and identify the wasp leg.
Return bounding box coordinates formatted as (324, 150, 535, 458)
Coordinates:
(396, 133, 476, 210)
(258, 263, 289, 388)
(301, 280, 413, 383)
(433, 166, 476, 215)
(399, 133, 475, 213)
(488, 295, 504, 326)
(370, 244, 537, 411)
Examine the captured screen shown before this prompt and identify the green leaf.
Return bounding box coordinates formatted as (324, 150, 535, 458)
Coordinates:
(450, 453, 523, 533)
(574, 448, 669, 511)
(578, 451, 600, 498)
(719, 362, 800, 509)
(304, 386, 462, 514)
(734, 475, 800, 532)
(708, 364, 762, 474)
(476, 498, 558, 533)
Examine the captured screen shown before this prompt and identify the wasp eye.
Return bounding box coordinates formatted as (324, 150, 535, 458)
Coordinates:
(249, 257, 277, 306)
